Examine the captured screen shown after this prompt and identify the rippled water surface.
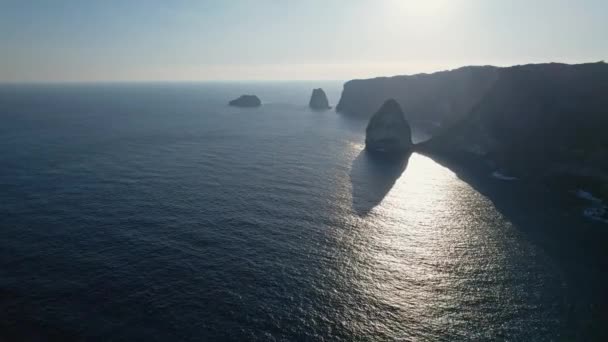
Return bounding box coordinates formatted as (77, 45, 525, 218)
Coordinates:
(0, 82, 598, 340)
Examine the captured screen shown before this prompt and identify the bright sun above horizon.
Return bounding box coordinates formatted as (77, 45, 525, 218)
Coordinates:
(1, 0, 606, 82)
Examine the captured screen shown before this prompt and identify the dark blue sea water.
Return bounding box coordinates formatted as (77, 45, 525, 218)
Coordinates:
(0, 82, 606, 340)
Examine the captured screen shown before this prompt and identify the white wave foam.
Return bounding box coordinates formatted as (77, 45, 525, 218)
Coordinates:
(491, 171, 518, 181)
(576, 189, 602, 203)
(577, 189, 608, 224)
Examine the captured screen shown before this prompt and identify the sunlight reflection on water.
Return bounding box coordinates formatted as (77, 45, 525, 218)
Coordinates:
(0, 84, 570, 340)
(332, 151, 565, 339)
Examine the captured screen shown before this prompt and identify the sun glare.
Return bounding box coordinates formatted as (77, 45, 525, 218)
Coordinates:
(390, 0, 450, 15)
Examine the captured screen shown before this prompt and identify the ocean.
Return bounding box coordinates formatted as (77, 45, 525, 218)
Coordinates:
(0, 82, 605, 340)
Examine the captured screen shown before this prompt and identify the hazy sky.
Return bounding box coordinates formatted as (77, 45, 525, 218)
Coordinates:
(1, 0, 606, 82)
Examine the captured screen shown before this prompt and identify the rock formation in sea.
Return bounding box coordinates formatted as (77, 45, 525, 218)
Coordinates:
(229, 95, 261, 107)
(365, 99, 412, 155)
(309, 88, 331, 110)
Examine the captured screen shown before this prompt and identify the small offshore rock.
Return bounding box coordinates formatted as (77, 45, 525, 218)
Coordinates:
(309, 88, 331, 110)
(229, 95, 261, 107)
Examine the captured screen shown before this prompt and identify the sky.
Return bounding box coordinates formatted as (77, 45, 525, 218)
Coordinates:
(1, 0, 606, 82)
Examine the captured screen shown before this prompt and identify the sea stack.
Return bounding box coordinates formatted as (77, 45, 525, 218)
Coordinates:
(229, 95, 261, 107)
(365, 99, 412, 154)
(309, 88, 331, 110)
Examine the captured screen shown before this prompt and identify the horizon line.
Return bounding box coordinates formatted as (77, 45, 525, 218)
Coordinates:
(1, 60, 604, 85)
(0, 79, 348, 86)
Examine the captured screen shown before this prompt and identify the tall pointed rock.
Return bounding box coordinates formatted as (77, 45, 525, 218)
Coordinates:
(309, 88, 331, 110)
(365, 99, 412, 154)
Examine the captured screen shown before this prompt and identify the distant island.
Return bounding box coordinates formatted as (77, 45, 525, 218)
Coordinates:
(350, 61, 608, 221)
(309, 88, 331, 110)
(229, 95, 261, 107)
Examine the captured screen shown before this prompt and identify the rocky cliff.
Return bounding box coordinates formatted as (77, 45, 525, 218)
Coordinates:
(309, 88, 331, 110)
(336, 66, 500, 127)
(365, 99, 413, 155)
(417, 61, 608, 185)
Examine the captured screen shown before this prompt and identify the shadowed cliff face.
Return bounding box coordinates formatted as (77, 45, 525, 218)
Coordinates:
(349, 149, 411, 216)
(417, 62, 608, 184)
